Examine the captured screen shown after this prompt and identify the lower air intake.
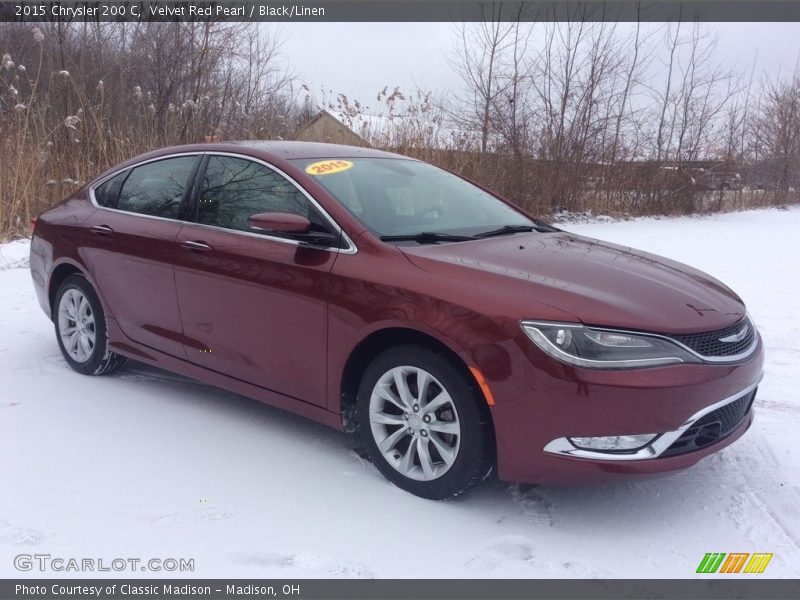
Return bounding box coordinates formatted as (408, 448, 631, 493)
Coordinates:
(660, 388, 756, 458)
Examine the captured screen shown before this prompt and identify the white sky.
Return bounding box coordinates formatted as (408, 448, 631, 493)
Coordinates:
(278, 22, 800, 112)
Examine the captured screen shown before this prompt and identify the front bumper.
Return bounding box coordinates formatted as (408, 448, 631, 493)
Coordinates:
(470, 333, 765, 484)
(542, 381, 758, 461)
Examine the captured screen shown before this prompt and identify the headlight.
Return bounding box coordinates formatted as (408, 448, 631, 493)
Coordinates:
(521, 321, 701, 369)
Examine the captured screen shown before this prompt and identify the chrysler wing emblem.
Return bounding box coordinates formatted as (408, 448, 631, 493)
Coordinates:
(719, 324, 750, 343)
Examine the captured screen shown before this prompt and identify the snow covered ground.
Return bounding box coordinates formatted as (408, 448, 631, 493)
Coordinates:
(1, 207, 798, 579)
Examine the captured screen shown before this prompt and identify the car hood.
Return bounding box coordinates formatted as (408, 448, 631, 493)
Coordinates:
(398, 231, 745, 334)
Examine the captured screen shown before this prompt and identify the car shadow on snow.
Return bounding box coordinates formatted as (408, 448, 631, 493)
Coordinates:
(110, 359, 345, 442)
(104, 359, 756, 538)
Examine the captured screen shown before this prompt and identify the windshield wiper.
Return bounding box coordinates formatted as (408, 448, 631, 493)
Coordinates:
(473, 224, 538, 239)
(532, 219, 560, 232)
(380, 231, 475, 244)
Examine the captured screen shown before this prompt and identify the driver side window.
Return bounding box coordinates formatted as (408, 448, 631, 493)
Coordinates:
(198, 156, 323, 234)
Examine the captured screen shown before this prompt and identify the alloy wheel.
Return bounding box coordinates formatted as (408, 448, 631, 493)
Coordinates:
(57, 288, 96, 363)
(368, 365, 461, 481)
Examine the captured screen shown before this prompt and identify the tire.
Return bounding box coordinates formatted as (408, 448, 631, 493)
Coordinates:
(357, 345, 494, 500)
(53, 274, 126, 376)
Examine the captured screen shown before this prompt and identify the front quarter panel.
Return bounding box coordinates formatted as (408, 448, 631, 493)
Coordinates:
(325, 235, 579, 415)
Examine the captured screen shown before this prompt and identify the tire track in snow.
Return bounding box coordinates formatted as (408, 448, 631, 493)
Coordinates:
(728, 443, 800, 553)
(150, 504, 238, 526)
(234, 551, 377, 578)
(0, 520, 43, 546)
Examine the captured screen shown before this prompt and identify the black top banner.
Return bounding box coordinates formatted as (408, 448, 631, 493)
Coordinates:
(3, 0, 800, 23)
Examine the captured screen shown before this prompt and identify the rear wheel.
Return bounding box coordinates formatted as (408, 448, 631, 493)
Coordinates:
(54, 274, 126, 376)
(357, 346, 493, 499)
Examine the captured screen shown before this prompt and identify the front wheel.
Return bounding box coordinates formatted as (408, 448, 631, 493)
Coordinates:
(54, 274, 126, 376)
(357, 346, 494, 499)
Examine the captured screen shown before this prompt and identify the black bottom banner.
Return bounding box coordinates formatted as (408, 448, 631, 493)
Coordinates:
(2, 579, 800, 600)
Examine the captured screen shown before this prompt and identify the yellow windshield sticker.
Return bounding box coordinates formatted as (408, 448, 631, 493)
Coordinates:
(305, 159, 353, 176)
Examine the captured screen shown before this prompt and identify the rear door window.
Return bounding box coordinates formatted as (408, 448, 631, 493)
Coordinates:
(117, 156, 197, 219)
(93, 171, 128, 208)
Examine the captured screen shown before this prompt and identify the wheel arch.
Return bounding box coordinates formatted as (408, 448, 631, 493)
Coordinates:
(339, 327, 496, 440)
(48, 262, 86, 317)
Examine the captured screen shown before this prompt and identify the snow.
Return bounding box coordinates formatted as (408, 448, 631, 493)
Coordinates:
(0, 239, 30, 271)
(1, 207, 798, 579)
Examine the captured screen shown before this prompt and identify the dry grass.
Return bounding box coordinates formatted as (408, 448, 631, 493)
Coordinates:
(1, 23, 296, 240)
(2, 23, 799, 241)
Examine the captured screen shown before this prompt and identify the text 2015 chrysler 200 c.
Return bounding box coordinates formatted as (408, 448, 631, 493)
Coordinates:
(30, 142, 764, 499)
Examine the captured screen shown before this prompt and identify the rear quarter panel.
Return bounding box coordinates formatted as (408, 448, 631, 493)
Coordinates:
(30, 192, 97, 319)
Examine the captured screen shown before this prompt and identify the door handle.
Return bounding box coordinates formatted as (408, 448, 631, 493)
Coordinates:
(181, 240, 213, 253)
(90, 225, 113, 235)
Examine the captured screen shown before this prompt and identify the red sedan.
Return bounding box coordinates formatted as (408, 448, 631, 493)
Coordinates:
(30, 142, 764, 499)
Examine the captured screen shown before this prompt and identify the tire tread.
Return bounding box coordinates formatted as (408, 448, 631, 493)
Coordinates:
(54, 274, 126, 376)
(356, 345, 494, 500)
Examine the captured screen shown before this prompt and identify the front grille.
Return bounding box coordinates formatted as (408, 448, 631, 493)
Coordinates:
(660, 388, 756, 458)
(671, 318, 755, 358)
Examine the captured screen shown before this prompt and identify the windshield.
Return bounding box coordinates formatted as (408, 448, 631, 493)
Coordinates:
(291, 157, 534, 240)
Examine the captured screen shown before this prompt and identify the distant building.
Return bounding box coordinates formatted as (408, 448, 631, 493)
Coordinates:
(293, 109, 369, 147)
(294, 109, 484, 151)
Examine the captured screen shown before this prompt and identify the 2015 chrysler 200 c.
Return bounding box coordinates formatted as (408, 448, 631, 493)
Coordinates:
(30, 142, 764, 499)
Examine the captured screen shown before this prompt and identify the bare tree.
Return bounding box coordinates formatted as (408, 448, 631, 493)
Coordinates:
(449, 5, 517, 152)
(0, 22, 298, 235)
(755, 74, 800, 193)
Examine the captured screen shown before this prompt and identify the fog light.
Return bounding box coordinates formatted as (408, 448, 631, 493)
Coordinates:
(569, 433, 658, 452)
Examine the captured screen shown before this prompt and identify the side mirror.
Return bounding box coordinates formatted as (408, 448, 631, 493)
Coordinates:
(249, 212, 311, 234)
(248, 212, 339, 248)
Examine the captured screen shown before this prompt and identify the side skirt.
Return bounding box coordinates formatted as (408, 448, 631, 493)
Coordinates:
(106, 317, 343, 431)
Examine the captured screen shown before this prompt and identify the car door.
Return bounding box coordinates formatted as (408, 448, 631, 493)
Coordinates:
(173, 154, 341, 407)
(82, 154, 201, 359)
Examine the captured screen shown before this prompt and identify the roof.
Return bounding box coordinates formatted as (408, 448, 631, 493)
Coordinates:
(111, 140, 405, 169)
(221, 140, 400, 159)
(87, 141, 411, 187)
